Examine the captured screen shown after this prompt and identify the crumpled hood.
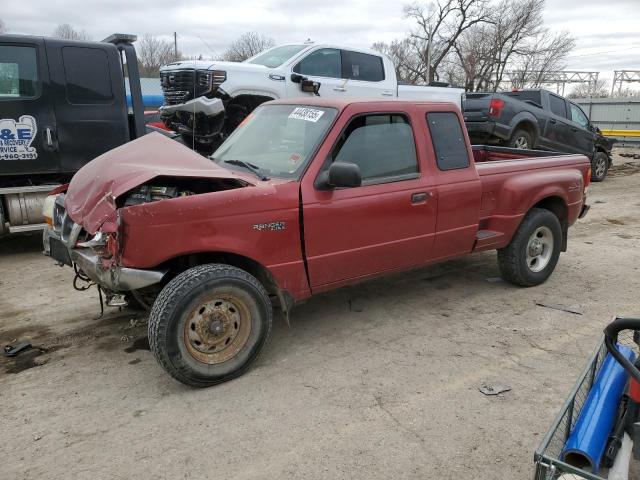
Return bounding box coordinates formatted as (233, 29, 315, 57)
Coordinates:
(64, 132, 252, 234)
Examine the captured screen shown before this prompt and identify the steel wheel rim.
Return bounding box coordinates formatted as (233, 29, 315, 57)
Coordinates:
(514, 136, 529, 149)
(184, 293, 252, 364)
(595, 156, 606, 177)
(526, 226, 553, 273)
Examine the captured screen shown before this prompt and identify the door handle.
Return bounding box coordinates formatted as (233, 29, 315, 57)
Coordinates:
(381, 91, 394, 97)
(549, 119, 557, 124)
(333, 86, 347, 92)
(43, 126, 58, 151)
(571, 127, 578, 132)
(411, 192, 430, 204)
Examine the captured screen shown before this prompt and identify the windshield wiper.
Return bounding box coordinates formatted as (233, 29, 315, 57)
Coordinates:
(223, 160, 269, 181)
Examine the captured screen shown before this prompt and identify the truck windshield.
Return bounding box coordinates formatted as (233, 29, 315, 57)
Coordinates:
(212, 104, 337, 179)
(246, 45, 307, 68)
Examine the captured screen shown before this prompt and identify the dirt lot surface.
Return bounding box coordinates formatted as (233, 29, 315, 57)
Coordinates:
(1, 150, 639, 480)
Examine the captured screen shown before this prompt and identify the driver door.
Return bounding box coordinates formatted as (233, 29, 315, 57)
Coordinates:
(286, 48, 348, 98)
(568, 102, 596, 155)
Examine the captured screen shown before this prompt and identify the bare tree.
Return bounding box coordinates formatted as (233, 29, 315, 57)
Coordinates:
(0, 19, 6, 34)
(137, 34, 176, 77)
(372, 39, 425, 84)
(568, 79, 609, 99)
(222, 32, 275, 62)
(52, 23, 91, 41)
(509, 30, 575, 88)
(453, 0, 574, 91)
(403, 0, 490, 83)
(612, 87, 640, 98)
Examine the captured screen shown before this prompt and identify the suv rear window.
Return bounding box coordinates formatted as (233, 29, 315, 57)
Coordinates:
(0, 46, 39, 99)
(426, 112, 469, 171)
(342, 51, 384, 82)
(62, 47, 113, 104)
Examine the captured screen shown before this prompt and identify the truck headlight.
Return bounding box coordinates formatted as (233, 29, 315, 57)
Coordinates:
(197, 70, 226, 89)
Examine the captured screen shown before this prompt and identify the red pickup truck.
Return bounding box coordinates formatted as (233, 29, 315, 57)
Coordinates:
(43, 98, 591, 387)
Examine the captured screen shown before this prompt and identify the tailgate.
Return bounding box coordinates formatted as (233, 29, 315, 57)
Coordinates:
(463, 93, 493, 122)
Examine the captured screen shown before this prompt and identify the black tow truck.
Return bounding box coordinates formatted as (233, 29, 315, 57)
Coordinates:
(0, 33, 150, 236)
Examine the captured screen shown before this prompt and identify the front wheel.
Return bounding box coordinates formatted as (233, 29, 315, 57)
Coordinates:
(497, 208, 562, 287)
(148, 264, 272, 387)
(591, 151, 609, 182)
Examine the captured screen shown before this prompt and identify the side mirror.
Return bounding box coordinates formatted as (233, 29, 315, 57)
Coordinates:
(317, 162, 362, 190)
(301, 79, 321, 95)
(290, 73, 321, 95)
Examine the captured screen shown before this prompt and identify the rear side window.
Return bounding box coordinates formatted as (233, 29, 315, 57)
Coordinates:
(0, 46, 39, 99)
(293, 48, 342, 79)
(426, 112, 469, 171)
(342, 51, 385, 82)
(62, 47, 113, 104)
(549, 94, 567, 118)
(331, 114, 418, 182)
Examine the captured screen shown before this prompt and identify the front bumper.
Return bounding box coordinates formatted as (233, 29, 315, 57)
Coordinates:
(43, 222, 166, 293)
(159, 96, 225, 117)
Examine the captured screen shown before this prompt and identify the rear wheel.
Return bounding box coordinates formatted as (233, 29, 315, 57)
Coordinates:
(497, 208, 562, 287)
(591, 151, 609, 182)
(508, 129, 534, 149)
(148, 264, 272, 387)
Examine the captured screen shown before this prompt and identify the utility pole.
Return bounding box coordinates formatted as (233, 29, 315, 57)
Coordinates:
(174, 32, 178, 61)
(425, 23, 433, 85)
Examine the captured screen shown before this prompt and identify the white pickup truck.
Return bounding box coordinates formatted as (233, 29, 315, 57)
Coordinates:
(159, 42, 464, 150)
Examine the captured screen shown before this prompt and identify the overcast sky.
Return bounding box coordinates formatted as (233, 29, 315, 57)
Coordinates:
(3, 0, 639, 91)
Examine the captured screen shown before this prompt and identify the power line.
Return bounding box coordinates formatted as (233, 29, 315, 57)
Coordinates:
(567, 44, 640, 58)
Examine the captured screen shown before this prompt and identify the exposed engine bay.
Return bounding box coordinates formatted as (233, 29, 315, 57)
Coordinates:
(120, 176, 247, 208)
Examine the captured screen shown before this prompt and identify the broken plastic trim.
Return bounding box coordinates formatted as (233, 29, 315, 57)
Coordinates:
(159, 96, 225, 116)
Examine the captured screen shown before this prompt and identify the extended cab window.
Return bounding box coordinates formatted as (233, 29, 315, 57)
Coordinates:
(330, 114, 418, 182)
(342, 51, 384, 82)
(62, 47, 113, 104)
(549, 94, 567, 118)
(293, 48, 342, 78)
(0, 46, 39, 99)
(570, 103, 589, 128)
(427, 112, 469, 171)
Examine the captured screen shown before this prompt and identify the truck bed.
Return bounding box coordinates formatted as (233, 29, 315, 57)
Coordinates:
(469, 145, 590, 251)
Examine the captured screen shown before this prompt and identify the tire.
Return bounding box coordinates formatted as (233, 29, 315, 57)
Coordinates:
(148, 264, 272, 387)
(497, 208, 562, 287)
(508, 129, 534, 150)
(591, 151, 609, 182)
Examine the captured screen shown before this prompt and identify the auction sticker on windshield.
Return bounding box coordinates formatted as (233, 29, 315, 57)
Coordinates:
(289, 107, 325, 123)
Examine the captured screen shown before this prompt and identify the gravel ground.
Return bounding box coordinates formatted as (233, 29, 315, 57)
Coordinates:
(1, 150, 639, 480)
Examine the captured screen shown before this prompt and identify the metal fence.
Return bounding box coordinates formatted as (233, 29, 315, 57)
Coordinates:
(573, 97, 640, 145)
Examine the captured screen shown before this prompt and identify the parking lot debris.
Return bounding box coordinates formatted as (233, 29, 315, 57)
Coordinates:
(535, 302, 583, 315)
(3, 340, 32, 357)
(479, 383, 512, 396)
